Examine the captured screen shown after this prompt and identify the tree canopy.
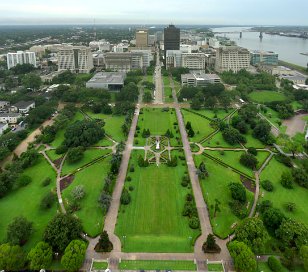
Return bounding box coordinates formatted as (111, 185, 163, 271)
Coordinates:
(61, 240, 87, 272)
(27, 241, 53, 270)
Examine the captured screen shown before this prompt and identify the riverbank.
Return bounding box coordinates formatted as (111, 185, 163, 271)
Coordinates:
(278, 60, 308, 75)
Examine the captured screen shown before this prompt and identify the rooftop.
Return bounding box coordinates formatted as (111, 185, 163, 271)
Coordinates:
(13, 101, 35, 109)
(0, 113, 21, 117)
(87, 72, 126, 85)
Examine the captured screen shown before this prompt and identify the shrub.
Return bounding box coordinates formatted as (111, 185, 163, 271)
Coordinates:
(17, 175, 32, 187)
(186, 193, 193, 202)
(202, 234, 221, 253)
(284, 202, 296, 212)
(128, 186, 134, 191)
(247, 147, 257, 156)
(268, 256, 284, 272)
(126, 176, 132, 182)
(229, 182, 247, 203)
(40, 192, 56, 210)
(240, 152, 258, 169)
(189, 217, 200, 229)
(280, 171, 294, 189)
(129, 164, 135, 172)
(120, 188, 131, 205)
(42, 177, 51, 187)
(66, 147, 85, 163)
(71, 185, 85, 201)
(229, 200, 248, 219)
(261, 180, 274, 192)
(181, 175, 189, 187)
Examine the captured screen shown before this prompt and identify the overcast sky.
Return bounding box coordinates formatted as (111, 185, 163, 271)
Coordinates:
(0, 0, 307, 25)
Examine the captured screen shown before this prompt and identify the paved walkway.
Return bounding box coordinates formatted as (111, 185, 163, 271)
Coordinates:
(154, 49, 163, 104)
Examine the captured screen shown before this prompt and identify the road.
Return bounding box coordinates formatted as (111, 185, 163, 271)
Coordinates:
(153, 48, 163, 104)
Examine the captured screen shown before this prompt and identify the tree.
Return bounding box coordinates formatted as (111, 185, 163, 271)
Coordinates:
(99, 192, 112, 213)
(63, 120, 105, 148)
(228, 241, 257, 272)
(235, 218, 269, 253)
(280, 171, 294, 189)
(71, 185, 86, 201)
(213, 199, 221, 218)
(229, 182, 246, 203)
(222, 127, 246, 145)
(21, 73, 42, 90)
(198, 161, 209, 179)
(261, 180, 274, 192)
(276, 219, 308, 251)
(95, 231, 113, 252)
(267, 256, 284, 272)
(202, 234, 221, 253)
(61, 240, 87, 272)
(253, 120, 271, 143)
(300, 245, 308, 272)
(66, 147, 85, 163)
(0, 243, 26, 271)
(191, 96, 202, 110)
(143, 91, 152, 103)
(120, 188, 131, 205)
(40, 191, 56, 209)
(7, 216, 33, 245)
(286, 140, 304, 158)
(261, 207, 285, 235)
(43, 214, 82, 252)
(292, 168, 308, 188)
(240, 152, 258, 169)
(27, 242, 53, 270)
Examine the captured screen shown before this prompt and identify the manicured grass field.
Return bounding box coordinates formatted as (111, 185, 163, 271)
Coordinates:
(86, 112, 126, 142)
(46, 149, 63, 162)
(204, 132, 241, 148)
(61, 148, 111, 176)
(164, 86, 173, 103)
(261, 107, 287, 134)
(0, 156, 57, 252)
(163, 76, 170, 87)
(244, 131, 267, 149)
(190, 109, 232, 120)
(181, 110, 215, 142)
(115, 151, 200, 252)
(194, 156, 253, 238)
(62, 158, 111, 236)
(92, 262, 109, 270)
(119, 260, 196, 270)
(135, 108, 181, 146)
(207, 263, 224, 271)
(260, 157, 308, 226)
(248, 91, 287, 103)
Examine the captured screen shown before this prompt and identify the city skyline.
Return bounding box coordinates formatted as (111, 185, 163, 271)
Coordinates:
(0, 0, 308, 25)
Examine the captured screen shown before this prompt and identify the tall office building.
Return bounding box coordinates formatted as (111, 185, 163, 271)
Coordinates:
(57, 46, 93, 73)
(136, 29, 148, 47)
(215, 46, 250, 73)
(7, 51, 37, 70)
(164, 25, 180, 60)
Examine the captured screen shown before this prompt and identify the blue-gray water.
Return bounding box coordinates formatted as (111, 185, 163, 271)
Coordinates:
(212, 26, 308, 68)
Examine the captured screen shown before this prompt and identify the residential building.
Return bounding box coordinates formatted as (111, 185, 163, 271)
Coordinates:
(10, 101, 35, 114)
(0, 123, 9, 135)
(57, 46, 94, 73)
(164, 25, 180, 60)
(86, 72, 126, 90)
(215, 46, 250, 73)
(250, 50, 278, 66)
(136, 29, 148, 47)
(7, 51, 37, 70)
(182, 53, 206, 71)
(181, 73, 221, 87)
(0, 101, 10, 110)
(0, 113, 22, 124)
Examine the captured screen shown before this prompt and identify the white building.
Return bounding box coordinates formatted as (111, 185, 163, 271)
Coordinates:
(180, 44, 192, 54)
(10, 101, 35, 114)
(57, 46, 93, 73)
(182, 53, 206, 71)
(86, 72, 126, 90)
(181, 73, 221, 87)
(130, 50, 153, 68)
(0, 123, 9, 135)
(0, 113, 22, 124)
(7, 51, 37, 70)
(208, 38, 220, 49)
(215, 46, 250, 73)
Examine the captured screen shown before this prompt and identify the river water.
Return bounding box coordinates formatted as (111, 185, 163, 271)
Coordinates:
(211, 26, 308, 68)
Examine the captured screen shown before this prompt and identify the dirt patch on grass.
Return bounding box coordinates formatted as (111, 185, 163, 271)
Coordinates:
(240, 175, 255, 193)
(60, 175, 74, 191)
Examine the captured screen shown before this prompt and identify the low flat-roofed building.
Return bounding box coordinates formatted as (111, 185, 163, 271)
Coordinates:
(293, 84, 308, 90)
(86, 72, 126, 91)
(10, 101, 35, 114)
(280, 74, 307, 84)
(181, 73, 221, 87)
(0, 113, 22, 124)
(250, 50, 278, 66)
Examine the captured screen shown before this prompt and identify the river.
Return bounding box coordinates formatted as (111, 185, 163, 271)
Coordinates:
(211, 26, 308, 68)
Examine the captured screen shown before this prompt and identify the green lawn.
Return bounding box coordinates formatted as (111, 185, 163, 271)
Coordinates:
(207, 263, 224, 271)
(244, 131, 267, 149)
(62, 158, 111, 237)
(115, 150, 200, 252)
(260, 157, 308, 226)
(204, 132, 241, 148)
(119, 260, 196, 270)
(164, 86, 173, 103)
(45, 149, 63, 162)
(194, 156, 254, 238)
(261, 107, 286, 134)
(181, 110, 215, 142)
(92, 262, 109, 270)
(190, 109, 231, 120)
(86, 112, 126, 142)
(248, 91, 287, 103)
(135, 108, 181, 146)
(0, 156, 57, 252)
(163, 76, 170, 87)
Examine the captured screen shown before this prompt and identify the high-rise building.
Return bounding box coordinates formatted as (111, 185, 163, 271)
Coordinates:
(250, 50, 278, 66)
(57, 46, 93, 73)
(164, 25, 180, 60)
(7, 51, 37, 70)
(215, 46, 250, 73)
(136, 29, 148, 47)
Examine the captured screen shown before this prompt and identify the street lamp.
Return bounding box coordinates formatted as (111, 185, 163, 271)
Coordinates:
(123, 235, 126, 249)
(256, 255, 261, 271)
